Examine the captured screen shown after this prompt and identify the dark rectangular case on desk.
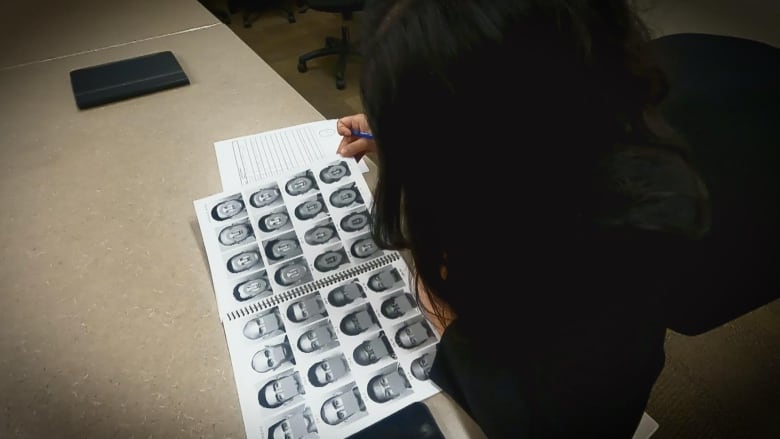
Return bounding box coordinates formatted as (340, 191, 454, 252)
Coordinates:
(69, 51, 190, 109)
(346, 402, 446, 439)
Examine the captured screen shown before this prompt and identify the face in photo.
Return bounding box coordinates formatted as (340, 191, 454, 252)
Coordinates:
(297, 322, 339, 354)
(227, 249, 263, 274)
(314, 248, 349, 272)
(327, 282, 365, 307)
(258, 209, 293, 234)
(329, 183, 363, 209)
(320, 387, 366, 426)
(395, 320, 434, 350)
(367, 368, 411, 404)
(294, 195, 328, 221)
(258, 372, 305, 409)
(211, 196, 245, 221)
(308, 354, 351, 387)
(267, 409, 317, 439)
(273, 258, 312, 288)
(380, 293, 417, 319)
(251, 338, 295, 373)
(410, 352, 435, 381)
(285, 171, 318, 196)
(339, 209, 370, 233)
(249, 186, 282, 209)
(353, 332, 394, 366)
(319, 161, 351, 184)
(286, 295, 327, 324)
(350, 237, 381, 259)
(367, 267, 403, 292)
(304, 222, 339, 246)
(233, 272, 272, 301)
(243, 309, 285, 340)
(218, 221, 254, 246)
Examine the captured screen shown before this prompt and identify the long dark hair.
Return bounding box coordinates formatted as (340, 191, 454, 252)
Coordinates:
(359, 0, 709, 330)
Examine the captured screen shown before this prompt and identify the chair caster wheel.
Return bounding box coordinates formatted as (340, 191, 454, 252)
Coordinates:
(336, 79, 346, 90)
(298, 62, 308, 73)
(288, 14, 296, 23)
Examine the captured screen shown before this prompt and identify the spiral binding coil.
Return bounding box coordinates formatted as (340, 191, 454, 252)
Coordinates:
(225, 252, 401, 321)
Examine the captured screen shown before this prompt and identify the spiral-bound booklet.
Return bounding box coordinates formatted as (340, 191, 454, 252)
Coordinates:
(193, 157, 441, 439)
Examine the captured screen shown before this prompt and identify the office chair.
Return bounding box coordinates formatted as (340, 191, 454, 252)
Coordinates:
(297, 0, 365, 90)
(649, 33, 780, 332)
(235, 0, 297, 27)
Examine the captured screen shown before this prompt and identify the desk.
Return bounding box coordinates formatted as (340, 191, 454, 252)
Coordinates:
(0, 2, 485, 438)
(0, 0, 220, 69)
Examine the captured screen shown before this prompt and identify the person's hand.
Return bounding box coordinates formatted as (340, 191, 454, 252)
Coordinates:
(336, 114, 376, 161)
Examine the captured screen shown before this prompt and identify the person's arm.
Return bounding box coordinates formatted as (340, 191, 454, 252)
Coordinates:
(336, 114, 376, 161)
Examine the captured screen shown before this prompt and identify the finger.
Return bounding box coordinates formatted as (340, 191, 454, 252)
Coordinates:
(338, 138, 369, 157)
(336, 118, 352, 136)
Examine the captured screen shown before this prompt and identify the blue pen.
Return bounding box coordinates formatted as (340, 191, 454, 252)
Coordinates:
(350, 129, 374, 140)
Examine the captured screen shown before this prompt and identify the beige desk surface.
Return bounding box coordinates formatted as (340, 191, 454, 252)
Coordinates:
(0, 12, 485, 439)
(0, 0, 222, 70)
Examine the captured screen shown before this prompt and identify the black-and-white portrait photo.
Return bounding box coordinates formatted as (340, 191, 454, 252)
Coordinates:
(266, 407, 318, 439)
(272, 257, 313, 288)
(313, 247, 350, 273)
(349, 235, 382, 260)
(210, 195, 246, 222)
(243, 307, 285, 341)
(251, 336, 296, 374)
(410, 351, 436, 381)
(352, 331, 395, 366)
(318, 160, 351, 184)
(258, 370, 305, 409)
(328, 182, 364, 209)
(339, 209, 370, 233)
(367, 267, 404, 292)
(297, 321, 339, 354)
(307, 354, 351, 388)
(248, 185, 283, 209)
(263, 231, 303, 264)
(380, 292, 417, 319)
(326, 281, 366, 307)
(232, 271, 272, 302)
(367, 367, 412, 404)
(320, 386, 367, 426)
(217, 219, 255, 247)
(257, 207, 293, 235)
(294, 194, 329, 221)
(284, 170, 319, 197)
(226, 248, 264, 274)
(286, 293, 328, 324)
(395, 319, 435, 350)
(339, 305, 379, 336)
(303, 220, 340, 246)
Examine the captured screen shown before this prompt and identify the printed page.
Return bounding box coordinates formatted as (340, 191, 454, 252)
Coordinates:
(194, 158, 441, 439)
(195, 157, 379, 321)
(214, 119, 369, 192)
(223, 256, 440, 439)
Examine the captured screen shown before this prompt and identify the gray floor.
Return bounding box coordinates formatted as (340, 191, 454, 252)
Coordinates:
(217, 2, 780, 438)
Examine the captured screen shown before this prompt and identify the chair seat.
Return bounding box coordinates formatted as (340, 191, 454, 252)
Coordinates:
(306, 0, 364, 14)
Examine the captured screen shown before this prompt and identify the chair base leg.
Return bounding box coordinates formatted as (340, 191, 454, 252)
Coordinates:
(297, 24, 360, 90)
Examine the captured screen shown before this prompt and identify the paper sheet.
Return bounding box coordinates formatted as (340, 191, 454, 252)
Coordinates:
(193, 157, 441, 439)
(215, 119, 368, 192)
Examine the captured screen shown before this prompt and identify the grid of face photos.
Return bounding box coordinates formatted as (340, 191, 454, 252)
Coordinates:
(224, 259, 441, 439)
(198, 158, 387, 319)
(194, 158, 441, 438)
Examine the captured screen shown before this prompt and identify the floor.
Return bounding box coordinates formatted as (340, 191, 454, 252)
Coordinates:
(209, 2, 780, 438)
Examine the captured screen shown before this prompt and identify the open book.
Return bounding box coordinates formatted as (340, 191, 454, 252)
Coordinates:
(194, 157, 441, 439)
